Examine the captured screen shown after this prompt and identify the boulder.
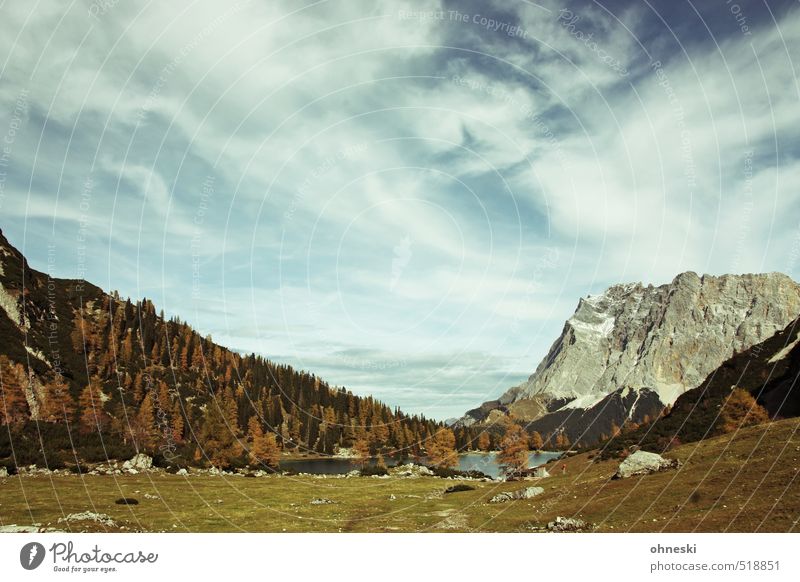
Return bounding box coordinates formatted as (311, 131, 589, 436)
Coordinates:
(176, 468, 188, 476)
(122, 453, 153, 472)
(58, 512, 117, 527)
(489, 486, 545, 503)
(547, 516, 590, 532)
(0, 466, 8, 478)
(613, 451, 681, 479)
(388, 463, 434, 478)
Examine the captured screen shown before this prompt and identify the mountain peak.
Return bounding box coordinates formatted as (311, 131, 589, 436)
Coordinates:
(460, 271, 800, 433)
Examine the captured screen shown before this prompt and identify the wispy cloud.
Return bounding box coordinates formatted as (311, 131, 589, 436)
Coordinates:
(1, 0, 798, 418)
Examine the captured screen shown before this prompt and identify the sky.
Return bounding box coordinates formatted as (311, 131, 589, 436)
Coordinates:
(1, 0, 799, 420)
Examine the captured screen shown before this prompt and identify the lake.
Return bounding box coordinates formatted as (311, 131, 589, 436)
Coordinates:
(279, 451, 562, 479)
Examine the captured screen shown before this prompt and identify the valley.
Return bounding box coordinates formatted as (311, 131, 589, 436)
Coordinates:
(2, 417, 798, 533)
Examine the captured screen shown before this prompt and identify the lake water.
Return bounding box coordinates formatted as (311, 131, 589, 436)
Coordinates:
(279, 451, 561, 479)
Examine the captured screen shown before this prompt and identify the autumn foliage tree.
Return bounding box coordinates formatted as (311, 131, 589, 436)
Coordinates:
(352, 437, 371, 466)
(477, 431, 491, 452)
(529, 431, 544, 451)
(0, 356, 28, 425)
(247, 416, 281, 468)
(78, 379, 110, 434)
(40, 375, 76, 424)
(199, 392, 243, 469)
(427, 428, 458, 469)
(718, 387, 770, 434)
(497, 422, 529, 477)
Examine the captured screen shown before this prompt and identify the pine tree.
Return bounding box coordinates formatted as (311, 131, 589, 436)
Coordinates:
(199, 394, 243, 469)
(497, 422, 529, 477)
(427, 428, 458, 469)
(247, 417, 280, 468)
(477, 431, 491, 451)
(40, 376, 76, 424)
(135, 392, 158, 450)
(0, 357, 28, 425)
(718, 387, 770, 434)
(353, 437, 371, 466)
(78, 379, 110, 434)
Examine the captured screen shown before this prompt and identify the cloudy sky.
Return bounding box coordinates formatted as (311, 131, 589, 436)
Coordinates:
(1, 0, 799, 419)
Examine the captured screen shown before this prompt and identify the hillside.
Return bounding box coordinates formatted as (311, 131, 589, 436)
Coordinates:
(603, 316, 800, 457)
(0, 229, 441, 470)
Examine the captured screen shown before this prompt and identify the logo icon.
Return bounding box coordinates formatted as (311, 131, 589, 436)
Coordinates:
(20, 542, 46, 570)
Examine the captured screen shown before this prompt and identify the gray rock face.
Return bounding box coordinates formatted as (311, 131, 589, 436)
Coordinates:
(463, 272, 800, 425)
(489, 486, 544, 503)
(613, 450, 681, 479)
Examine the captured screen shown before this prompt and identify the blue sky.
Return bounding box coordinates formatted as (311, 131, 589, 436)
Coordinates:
(1, 0, 799, 420)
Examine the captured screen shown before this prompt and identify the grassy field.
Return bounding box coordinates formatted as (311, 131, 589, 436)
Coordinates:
(2, 418, 799, 533)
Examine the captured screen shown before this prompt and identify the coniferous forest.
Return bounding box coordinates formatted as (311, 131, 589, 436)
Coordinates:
(0, 230, 461, 471)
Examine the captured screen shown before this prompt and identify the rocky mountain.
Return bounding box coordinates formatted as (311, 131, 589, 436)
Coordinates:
(604, 314, 800, 457)
(460, 272, 800, 445)
(0, 228, 440, 469)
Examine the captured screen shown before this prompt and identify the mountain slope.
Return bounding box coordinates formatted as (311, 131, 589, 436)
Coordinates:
(604, 315, 800, 457)
(460, 272, 800, 445)
(0, 229, 439, 469)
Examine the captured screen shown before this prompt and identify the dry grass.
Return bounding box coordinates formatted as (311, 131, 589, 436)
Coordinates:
(1, 418, 798, 533)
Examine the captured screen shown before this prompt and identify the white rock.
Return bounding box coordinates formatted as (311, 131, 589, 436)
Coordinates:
(58, 512, 116, 527)
(122, 453, 153, 471)
(489, 486, 545, 503)
(176, 468, 188, 476)
(388, 463, 434, 478)
(0, 466, 8, 478)
(547, 516, 589, 532)
(613, 450, 681, 479)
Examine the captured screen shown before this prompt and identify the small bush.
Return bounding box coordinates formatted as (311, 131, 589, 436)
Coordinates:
(427, 466, 486, 479)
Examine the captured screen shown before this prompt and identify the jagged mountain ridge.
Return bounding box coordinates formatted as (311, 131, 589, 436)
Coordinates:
(460, 271, 800, 444)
